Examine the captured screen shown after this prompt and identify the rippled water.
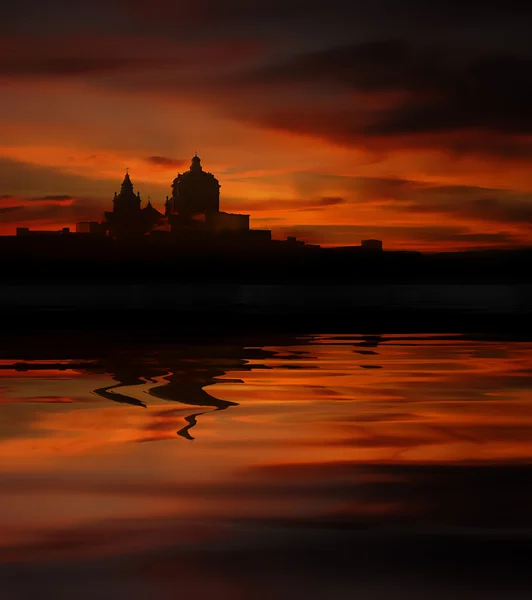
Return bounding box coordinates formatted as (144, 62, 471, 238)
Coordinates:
(1, 333, 532, 599)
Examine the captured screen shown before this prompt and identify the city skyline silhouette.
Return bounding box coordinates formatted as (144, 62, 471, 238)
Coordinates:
(3, 153, 532, 288)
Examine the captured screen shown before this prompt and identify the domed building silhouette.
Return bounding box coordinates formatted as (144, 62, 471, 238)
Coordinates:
(165, 154, 251, 235)
(168, 154, 220, 218)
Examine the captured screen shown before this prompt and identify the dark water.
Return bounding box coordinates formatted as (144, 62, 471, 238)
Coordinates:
(1, 333, 532, 599)
(2, 283, 532, 311)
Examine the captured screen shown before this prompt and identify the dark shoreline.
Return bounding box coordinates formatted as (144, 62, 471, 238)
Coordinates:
(3, 309, 532, 338)
(3, 244, 532, 285)
(2, 281, 531, 338)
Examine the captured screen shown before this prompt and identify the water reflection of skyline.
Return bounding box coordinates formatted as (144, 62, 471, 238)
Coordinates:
(3, 332, 532, 449)
(0, 334, 318, 439)
(2, 334, 532, 598)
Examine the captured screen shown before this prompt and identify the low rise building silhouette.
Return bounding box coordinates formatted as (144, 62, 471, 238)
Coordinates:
(17, 227, 71, 236)
(76, 221, 105, 234)
(361, 239, 383, 252)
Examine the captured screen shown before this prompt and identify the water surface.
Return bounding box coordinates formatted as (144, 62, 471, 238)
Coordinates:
(1, 333, 532, 598)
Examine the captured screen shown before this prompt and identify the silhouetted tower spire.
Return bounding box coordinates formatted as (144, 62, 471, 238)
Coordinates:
(113, 171, 141, 212)
(121, 171, 134, 195)
(105, 171, 162, 238)
(190, 154, 203, 173)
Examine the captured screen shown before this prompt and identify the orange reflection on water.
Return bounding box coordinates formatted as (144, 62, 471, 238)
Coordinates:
(1, 333, 532, 564)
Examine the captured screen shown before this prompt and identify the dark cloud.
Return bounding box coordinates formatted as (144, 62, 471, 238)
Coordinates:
(31, 195, 74, 202)
(230, 41, 532, 157)
(299, 197, 347, 212)
(0, 158, 110, 196)
(226, 196, 346, 213)
(375, 182, 532, 226)
(0, 198, 107, 226)
(0, 206, 23, 215)
(281, 172, 532, 229)
(439, 232, 517, 244)
(0, 34, 261, 81)
(121, 0, 532, 31)
(318, 197, 345, 207)
(0, 1, 126, 35)
(402, 195, 532, 226)
(251, 41, 445, 92)
(364, 53, 532, 136)
(0, 57, 161, 77)
(146, 156, 188, 169)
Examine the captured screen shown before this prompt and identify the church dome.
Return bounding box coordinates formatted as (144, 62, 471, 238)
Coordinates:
(170, 154, 220, 215)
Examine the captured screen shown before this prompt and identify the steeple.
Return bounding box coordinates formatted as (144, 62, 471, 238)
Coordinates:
(105, 170, 159, 238)
(121, 171, 134, 196)
(113, 170, 141, 213)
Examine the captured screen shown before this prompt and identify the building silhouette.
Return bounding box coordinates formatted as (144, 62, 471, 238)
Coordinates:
(104, 171, 163, 239)
(7, 156, 393, 261)
(164, 154, 253, 238)
(76, 221, 105, 234)
(361, 239, 383, 252)
(10, 153, 346, 254)
(92, 156, 264, 244)
(167, 154, 220, 218)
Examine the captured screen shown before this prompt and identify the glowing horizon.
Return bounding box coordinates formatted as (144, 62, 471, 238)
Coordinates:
(2, 2, 532, 250)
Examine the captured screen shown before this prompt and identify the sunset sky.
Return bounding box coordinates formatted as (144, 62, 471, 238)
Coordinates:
(2, 0, 532, 249)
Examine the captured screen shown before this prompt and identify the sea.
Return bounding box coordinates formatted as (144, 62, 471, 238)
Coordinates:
(1, 332, 532, 598)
